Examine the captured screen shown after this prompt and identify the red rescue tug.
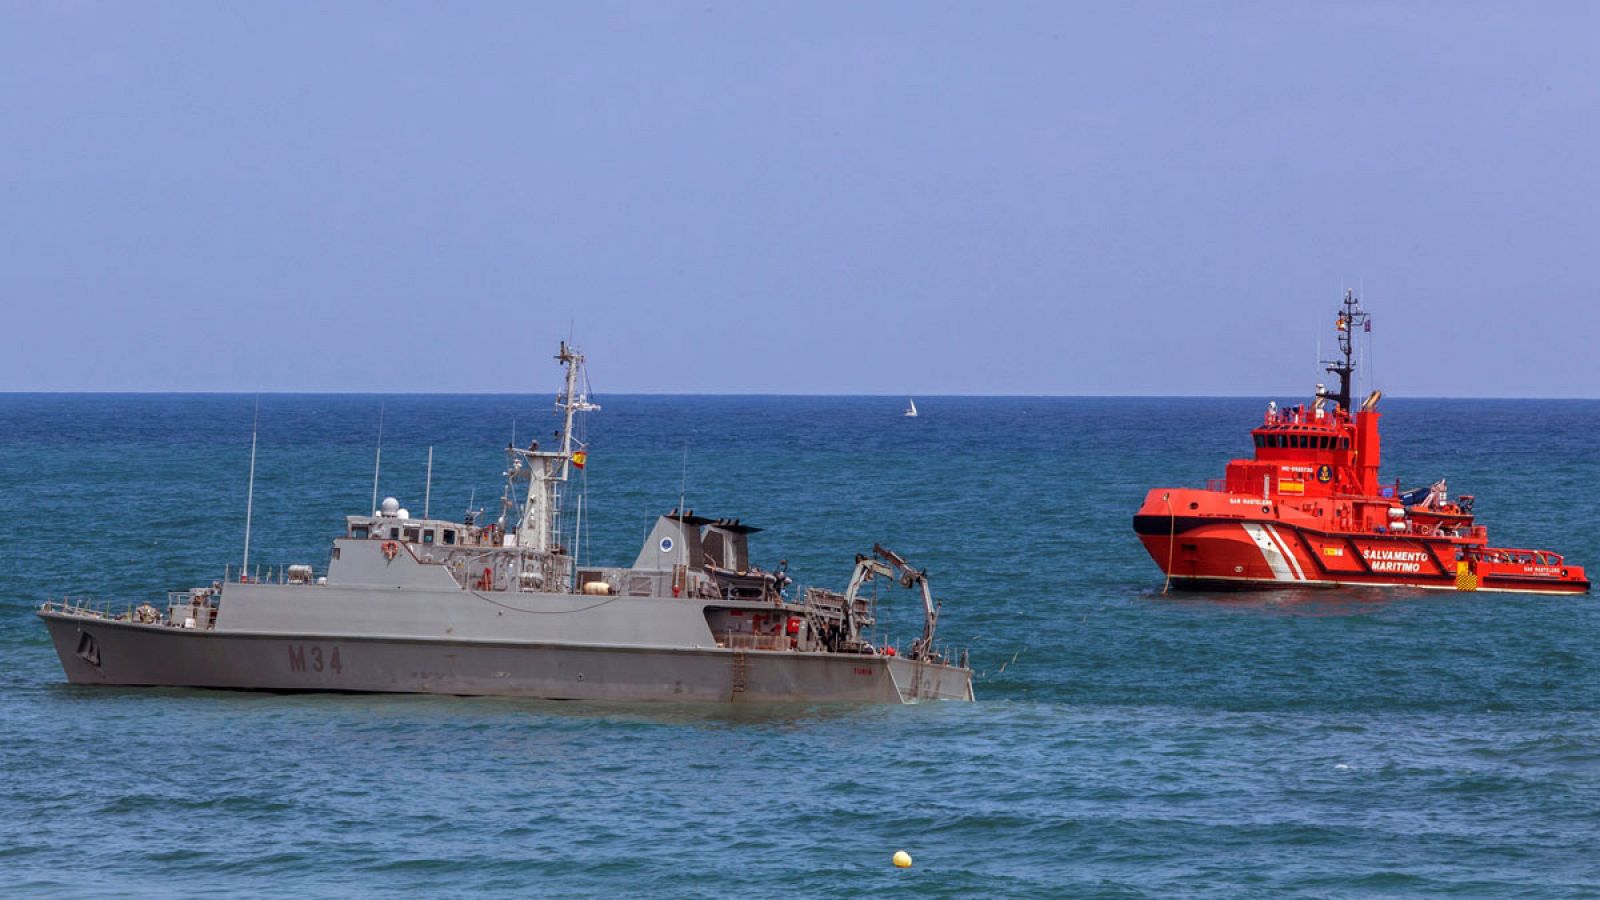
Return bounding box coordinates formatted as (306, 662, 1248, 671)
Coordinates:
(1133, 292, 1589, 595)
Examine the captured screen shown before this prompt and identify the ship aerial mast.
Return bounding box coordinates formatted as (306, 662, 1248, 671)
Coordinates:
(500, 343, 600, 589)
(1323, 289, 1369, 412)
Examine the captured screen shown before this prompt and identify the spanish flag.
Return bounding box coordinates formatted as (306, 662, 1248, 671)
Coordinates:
(572, 451, 587, 469)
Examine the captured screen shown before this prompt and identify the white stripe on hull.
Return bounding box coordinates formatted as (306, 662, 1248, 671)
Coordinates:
(1264, 524, 1308, 581)
(1241, 522, 1297, 581)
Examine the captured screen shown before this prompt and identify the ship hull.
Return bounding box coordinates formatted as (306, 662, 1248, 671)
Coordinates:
(1133, 513, 1590, 595)
(39, 611, 974, 704)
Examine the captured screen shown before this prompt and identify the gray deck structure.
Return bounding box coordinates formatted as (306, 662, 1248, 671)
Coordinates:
(39, 344, 973, 703)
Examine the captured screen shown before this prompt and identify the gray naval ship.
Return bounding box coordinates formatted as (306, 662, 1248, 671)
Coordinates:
(39, 344, 974, 703)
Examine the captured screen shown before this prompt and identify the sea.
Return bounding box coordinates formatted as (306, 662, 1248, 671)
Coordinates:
(2, 394, 1598, 897)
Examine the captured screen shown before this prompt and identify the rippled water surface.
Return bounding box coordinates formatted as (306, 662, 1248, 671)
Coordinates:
(2, 395, 1598, 896)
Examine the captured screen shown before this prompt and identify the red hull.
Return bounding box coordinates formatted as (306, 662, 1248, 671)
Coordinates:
(1134, 491, 1589, 595)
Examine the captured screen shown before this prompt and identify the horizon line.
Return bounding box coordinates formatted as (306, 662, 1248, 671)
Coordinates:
(2, 390, 1598, 401)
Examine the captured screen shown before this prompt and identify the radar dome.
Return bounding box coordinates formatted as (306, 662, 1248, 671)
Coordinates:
(397, 508, 410, 520)
(380, 497, 400, 515)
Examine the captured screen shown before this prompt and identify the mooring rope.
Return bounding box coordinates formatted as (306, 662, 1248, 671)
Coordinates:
(1162, 492, 1176, 595)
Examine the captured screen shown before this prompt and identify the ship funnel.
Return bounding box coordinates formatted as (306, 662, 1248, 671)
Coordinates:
(1361, 390, 1383, 411)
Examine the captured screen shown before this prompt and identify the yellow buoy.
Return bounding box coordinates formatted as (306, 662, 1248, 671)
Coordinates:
(893, 850, 912, 868)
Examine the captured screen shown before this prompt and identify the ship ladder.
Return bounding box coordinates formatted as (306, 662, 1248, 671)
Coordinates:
(730, 651, 748, 698)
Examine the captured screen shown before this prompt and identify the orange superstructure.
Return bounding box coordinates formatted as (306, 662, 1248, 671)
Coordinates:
(1133, 291, 1588, 595)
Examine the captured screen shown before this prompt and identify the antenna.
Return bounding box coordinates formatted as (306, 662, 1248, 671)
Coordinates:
(423, 445, 433, 519)
(242, 397, 260, 580)
(572, 494, 583, 573)
(370, 403, 385, 515)
(678, 440, 689, 569)
(1323, 289, 1368, 412)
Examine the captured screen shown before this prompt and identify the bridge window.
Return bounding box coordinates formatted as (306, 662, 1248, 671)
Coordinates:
(351, 525, 369, 539)
(423, 530, 435, 545)
(443, 529, 456, 545)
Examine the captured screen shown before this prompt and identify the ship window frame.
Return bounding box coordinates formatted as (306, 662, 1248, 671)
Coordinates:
(389, 527, 400, 539)
(443, 529, 456, 545)
(422, 530, 435, 545)
(351, 525, 369, 539)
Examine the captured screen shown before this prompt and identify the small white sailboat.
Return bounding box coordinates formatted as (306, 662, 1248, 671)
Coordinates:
(903, 398, 918, 418)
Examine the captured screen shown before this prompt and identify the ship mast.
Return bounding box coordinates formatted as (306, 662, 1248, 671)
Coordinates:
(503, 343, 599, 588)
(1323, 289, 1369, 412)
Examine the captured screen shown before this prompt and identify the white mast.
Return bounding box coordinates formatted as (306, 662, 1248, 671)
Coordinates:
(511, 342, 600, 563)
(369, 403, 384, 515)
(423, 446, 433, 519)
(242, 398, 260, 579)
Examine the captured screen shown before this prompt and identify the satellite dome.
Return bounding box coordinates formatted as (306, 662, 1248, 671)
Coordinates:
(397, 508, 410, 520)
(380, 497, 400, 515)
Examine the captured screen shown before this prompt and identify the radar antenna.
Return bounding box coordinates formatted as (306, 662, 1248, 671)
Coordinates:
(1322, 289, 1370, 412)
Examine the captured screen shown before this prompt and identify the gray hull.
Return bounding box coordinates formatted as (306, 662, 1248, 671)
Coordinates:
(41, 612, 974, 704)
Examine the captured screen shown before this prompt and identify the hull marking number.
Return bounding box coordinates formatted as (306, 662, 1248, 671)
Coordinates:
(287, 644, 343, 674)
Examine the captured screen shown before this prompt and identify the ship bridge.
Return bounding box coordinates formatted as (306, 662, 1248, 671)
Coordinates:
(1220, 391, 1383, 501)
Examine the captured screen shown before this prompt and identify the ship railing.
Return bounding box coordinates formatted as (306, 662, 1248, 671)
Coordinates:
(719, 631, 792, 652)
(873, 635, 967, 668)
(39, 597, 120, 620)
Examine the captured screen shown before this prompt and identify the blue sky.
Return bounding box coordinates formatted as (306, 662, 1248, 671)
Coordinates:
(2, 2, 1596, 396)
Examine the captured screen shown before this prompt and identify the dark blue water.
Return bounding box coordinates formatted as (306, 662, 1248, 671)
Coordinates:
(3, 395, 1598, 896)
